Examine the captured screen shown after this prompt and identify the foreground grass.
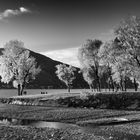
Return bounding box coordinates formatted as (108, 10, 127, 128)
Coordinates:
(81, 122, 140, 140)
(0, 104, 138, 123)
(0, 124, 103, 140)
(1, 92, 140, 139)
(0, 104, 140, 139)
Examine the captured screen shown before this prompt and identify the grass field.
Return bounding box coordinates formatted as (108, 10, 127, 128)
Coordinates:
(1, 90, 140, 139)
(0, 103, 140, 139)
(0, 88, 139, 98)
(1, 103, 140, 139)
(0, 89, 85, 98)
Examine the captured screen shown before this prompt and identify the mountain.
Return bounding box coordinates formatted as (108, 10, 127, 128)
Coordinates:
(0, 48, 88, 89)
(29, 50, 88, 89)
(0, 48, 135, 90)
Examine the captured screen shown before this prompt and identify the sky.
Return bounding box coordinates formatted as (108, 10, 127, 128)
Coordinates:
(0, 0, 140, 67)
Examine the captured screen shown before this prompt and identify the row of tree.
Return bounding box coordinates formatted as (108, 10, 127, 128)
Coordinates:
(56, 16, 140, 92)
(78, 16, 140, 92)
(0, 16, 139, 94)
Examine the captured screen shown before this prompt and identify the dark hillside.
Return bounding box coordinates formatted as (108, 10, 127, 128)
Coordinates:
(0, 48, 88, 89)
(29, 50, 88, 89)
(0, 48, 136, 89)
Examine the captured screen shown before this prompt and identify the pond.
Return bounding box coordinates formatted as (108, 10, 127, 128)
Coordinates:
(0, 117, 79, 129)
(0, 117, 140, 140)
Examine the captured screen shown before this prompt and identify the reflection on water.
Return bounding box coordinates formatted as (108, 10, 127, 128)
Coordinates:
(0, 117, 78, 129)
(0, 117, 139, 140)
(27, 121, 78, 129)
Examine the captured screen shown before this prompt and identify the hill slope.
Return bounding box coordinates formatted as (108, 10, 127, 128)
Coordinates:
(0, 48, 135, 89)
(0, 48, 88, 89)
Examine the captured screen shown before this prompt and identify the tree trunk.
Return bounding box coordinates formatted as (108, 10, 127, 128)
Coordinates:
(99, 79, 101, 92)
(120, 79, 124, 91)
(18, 84, 21, 96)
(20, 84, 25, 96)
(110, 77, 114, 92)
(93, 83, 96, 92)
(96, 75, 101, 92)
(112, 82, 114, 91)
(124, 78, 127, 91)
(134, 78, 138, 91)
(67, 84, 70, 93)
(108, 82, 110, 91)
(89, 84, 93, 92)
(98, 79, 101, 92)
(115, 84, 119, 92)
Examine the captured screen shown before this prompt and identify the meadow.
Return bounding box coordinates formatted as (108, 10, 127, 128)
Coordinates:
(0, 90, 140, 139)
(0, 89, 85, 98)
(0, 88, 139, 98)
(0, 103, 140, 140)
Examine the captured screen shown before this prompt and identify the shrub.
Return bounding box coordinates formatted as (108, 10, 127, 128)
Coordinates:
(79, 91, 92, 99)
(58, 91, 140, 110)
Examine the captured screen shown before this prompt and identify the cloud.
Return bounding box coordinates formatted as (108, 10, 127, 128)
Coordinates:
(0, 7, 30, 20)
(40, 47, 80, 67)
(19, 7, 29, 13)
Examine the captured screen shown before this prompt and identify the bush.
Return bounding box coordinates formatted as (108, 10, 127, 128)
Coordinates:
(58, 91, 140, 110)
(79, 91, 92, 99)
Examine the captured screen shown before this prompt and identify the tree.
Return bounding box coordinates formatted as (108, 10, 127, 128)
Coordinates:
(80, 67, 95, 91)
(55, 64, 76, 92)
(78, 39, 103, 91)
(114, 16, 140, 90)
(100, 39, 133, 91)
(0, 40, 41, 95)
(99, 42, 115, 91)
(111, 60, 128, 91)
(99, 40, 131, 91)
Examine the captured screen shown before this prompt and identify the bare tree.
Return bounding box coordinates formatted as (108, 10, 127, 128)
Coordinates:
(80, 67, 95, 91)
(115, 16, 140, 90)
(99, 42, 115, 91)
(100, 39, 130, 91)
(56, 64, 76, 92)
(0, 40, 41, 95)
(78, 39, 103, 91)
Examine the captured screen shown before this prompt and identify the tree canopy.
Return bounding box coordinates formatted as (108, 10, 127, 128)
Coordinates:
(78, 39, 103, 91)
(0, 40, 41, 95)
(56, 64, 76, 92)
